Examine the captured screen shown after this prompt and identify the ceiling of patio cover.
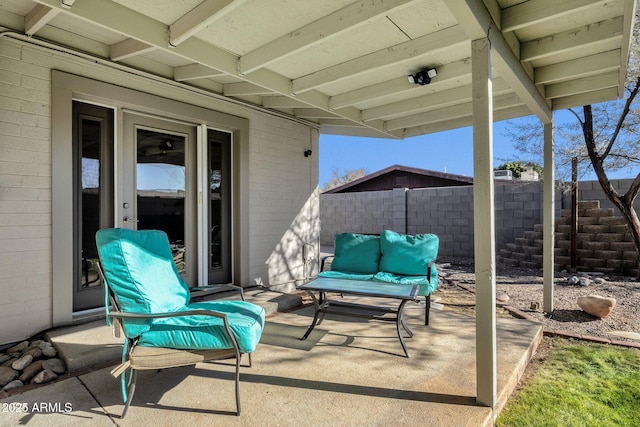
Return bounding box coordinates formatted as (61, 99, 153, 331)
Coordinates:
(0, 0, 635, 138)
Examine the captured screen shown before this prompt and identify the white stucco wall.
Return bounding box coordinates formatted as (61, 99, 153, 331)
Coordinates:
(0, 37, 319, 345)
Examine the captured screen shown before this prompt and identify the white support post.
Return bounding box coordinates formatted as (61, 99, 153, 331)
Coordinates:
(543, 122, 555, 312)
(472, 37, 497, 410)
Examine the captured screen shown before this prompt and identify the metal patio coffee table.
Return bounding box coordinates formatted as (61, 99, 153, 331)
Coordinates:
(298, 277, 419, 357)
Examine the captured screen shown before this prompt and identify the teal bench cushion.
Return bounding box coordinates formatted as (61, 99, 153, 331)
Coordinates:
(379, 230, 439, 276)
(318, 270, 375, 281)
(330, 233, 380, 274)
(137, 301, 265, 354)
(374, 269, 438, 296)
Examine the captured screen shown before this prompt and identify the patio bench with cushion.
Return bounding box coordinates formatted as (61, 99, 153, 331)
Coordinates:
(317, 230, 439, 325)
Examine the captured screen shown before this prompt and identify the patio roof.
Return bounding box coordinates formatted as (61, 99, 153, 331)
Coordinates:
(0, 0, 635, 139)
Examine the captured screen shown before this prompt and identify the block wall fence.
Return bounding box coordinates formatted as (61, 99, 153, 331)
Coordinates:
(320, 179, 638, 259)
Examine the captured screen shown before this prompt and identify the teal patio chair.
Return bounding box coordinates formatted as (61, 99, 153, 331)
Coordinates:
(95, 228, 265, 418)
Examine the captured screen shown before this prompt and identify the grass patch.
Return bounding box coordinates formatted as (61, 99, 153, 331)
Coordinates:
(496, 338, 640, 427)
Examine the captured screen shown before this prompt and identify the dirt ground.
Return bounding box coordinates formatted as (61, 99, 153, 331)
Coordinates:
(435, 257, 640, 344)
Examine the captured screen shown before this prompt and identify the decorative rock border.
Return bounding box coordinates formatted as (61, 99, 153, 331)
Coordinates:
(0, 338, 66, 393)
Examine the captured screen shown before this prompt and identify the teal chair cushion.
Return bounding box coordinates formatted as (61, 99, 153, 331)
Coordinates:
(330, 233, 380, 274)
(379, 230, 439, 276)
(137, 301, 265, 354)
(96, 228, 190, 337)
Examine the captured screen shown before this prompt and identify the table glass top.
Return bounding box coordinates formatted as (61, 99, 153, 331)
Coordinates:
(298, 277, 418, 299)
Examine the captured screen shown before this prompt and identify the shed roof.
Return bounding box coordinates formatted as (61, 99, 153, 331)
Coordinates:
(1, 0, 635, 139)
(323, 164, 474, 193)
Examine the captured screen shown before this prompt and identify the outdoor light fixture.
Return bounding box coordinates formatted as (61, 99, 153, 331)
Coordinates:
(408, 68, 437, 85)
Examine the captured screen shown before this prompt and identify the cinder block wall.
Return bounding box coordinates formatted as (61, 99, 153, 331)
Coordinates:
(320, 180, 635, 259)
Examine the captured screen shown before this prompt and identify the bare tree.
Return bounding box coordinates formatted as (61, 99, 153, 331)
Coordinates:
(505, 17, 640, 279)
(322, 167, 368, 191)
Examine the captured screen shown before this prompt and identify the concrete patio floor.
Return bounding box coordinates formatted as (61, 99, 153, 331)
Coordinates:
(1, 290, 542, 427)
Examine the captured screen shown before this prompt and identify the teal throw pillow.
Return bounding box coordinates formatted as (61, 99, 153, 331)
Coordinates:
(330, 233, 380, 274)
(379, 230, 439, 276)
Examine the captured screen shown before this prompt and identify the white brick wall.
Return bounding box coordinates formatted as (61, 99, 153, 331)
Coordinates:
(0, 40, 53, 342)
(248, 116, 319, 290)
(0, 37, 319, 344)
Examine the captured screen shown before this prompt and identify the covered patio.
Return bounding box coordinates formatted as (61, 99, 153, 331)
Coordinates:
(0, 0, 635, 422)
(1, 290, 541, 426)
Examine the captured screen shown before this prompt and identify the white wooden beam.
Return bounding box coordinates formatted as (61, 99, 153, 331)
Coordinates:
(32, 0, 397, 137)
(471, 36, 497, 410)
(239, 0, 418, 75)
(502, 0, 609, 32)
(329, 58, 472, 110)
(169, 0, 244, 47)
(446, 0, 552, 123)
(543, 121, 555, 313)
(521, 17, 623, 63)
(362, 78, 511, 122)
(25, 4, 60, 35)
(291, 25, 467, 94)
(535, 50, 620, 85)
(223, 82, 275, 96)
(385, 92, 521, 131)
(552, 86, 618, 110)
(401, 104, 531, 138)
(545, 71, 619, 99)
(262, 96, 309, 108)
(619, 0, 637, 95)
(174, 63, 225, 81)
(294, 108, 340, 119)
(318, 119, 363, 127)
(110, 38, 155, 61)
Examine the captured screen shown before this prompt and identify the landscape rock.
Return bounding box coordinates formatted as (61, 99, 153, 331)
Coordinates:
(567, 276, 579, 286)
(6, 341, 29, 354)
(32, 369, 57, 384)
(2, 358, 17, 367)
(42, 358, 66, 375)
(578, 277, 590, 287)
(23, 347, 43, 359)
(497, 293, 510, 303)
(19, 360, 44, 383)
(0, 355, 11, 364)
(0, 366, 18, 386)
(11, 354, 33, 371)
(2, 379, 24, 392)
(577, 295, 617, 318)
(41, 344, 57, 358)
(27, 340, 45, 350)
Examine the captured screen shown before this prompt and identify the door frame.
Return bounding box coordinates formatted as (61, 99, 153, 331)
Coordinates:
(52, 71, 250, 325)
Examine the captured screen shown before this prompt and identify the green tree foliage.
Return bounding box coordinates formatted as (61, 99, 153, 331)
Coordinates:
(495, 161, 543, 179)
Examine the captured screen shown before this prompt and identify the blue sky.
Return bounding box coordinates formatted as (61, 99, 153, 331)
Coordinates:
(319, 114, 640, 189)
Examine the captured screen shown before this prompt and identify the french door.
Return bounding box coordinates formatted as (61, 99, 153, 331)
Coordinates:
(72, 102, 232, 311)
(122, 113, 197, 285)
